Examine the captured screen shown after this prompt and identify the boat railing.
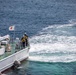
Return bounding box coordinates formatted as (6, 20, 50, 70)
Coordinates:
(0, 39, 29, 60)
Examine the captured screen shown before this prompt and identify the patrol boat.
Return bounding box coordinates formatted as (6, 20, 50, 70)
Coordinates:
(0, 35, 29, 72)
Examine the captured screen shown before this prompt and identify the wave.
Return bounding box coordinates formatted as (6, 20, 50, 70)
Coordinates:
(29, 22, 76, 63)
(69, 19, 76, 24)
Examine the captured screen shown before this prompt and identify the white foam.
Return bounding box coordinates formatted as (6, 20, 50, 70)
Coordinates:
(29, 54, 76, 63)
(69, 19, 76, 24)
(29, 23, 76, 62)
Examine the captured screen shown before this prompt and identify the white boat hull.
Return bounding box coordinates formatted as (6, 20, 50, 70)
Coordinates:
(0, 47, 29, 72)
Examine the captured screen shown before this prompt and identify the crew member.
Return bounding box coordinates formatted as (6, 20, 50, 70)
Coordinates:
(24, 33, 29, 46)
(21, 35, 26, 48)
(21, 33, 29, 48)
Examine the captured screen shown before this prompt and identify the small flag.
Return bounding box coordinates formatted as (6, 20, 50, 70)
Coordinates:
(9, 26, 15, 31)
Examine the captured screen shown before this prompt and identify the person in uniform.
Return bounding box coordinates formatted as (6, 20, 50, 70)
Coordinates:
(21, 33, 29, 48)
(21, 35, 26, 48)
(24, 33, 29, 46)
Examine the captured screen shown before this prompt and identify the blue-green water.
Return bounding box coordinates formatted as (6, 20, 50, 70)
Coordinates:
(0, 0, 76, 75)
(7, 61, 76, 75)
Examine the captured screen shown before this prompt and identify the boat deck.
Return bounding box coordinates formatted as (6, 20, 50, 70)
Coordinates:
(0, 42, 26, 60)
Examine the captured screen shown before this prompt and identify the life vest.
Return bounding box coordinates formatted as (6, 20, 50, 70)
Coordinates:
(21, 37, 26, 42)
(21, 35, 28, 42)
(24, 36, 28, 40)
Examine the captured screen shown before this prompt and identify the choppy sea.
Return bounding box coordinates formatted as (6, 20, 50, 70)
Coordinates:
(0, 0, 76, 75)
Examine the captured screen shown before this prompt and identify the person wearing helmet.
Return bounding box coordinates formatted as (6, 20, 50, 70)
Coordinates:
(24, 33, 29, 46)
(21, 33, 29, 48)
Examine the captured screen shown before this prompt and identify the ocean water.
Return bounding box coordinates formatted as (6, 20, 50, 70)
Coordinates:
(0, 0, 76, 75)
